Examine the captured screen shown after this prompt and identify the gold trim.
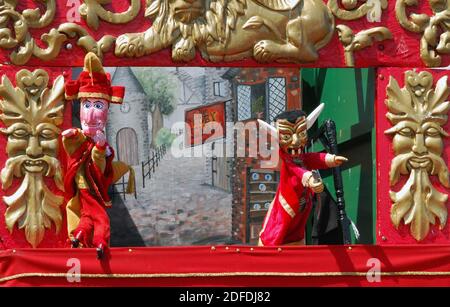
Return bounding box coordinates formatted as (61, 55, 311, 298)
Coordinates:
(74, 93, 123, 104)
(279, 193, 296, 218)
(110, 96, 123, 104)
(2, 271, 450, 283)
(65, 94, 78, 101)
(78, 92, 112, 100)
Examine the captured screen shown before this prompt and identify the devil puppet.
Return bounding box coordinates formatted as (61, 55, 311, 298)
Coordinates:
(258, 104, 347, 246)
(62, 52, 135, 258)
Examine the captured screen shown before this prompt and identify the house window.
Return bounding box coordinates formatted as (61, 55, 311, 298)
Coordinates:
(236, 83, 266, 121)
(267, 77, 286, 122)
(213, 81, 226, 97)
(237, 85, 252, 121)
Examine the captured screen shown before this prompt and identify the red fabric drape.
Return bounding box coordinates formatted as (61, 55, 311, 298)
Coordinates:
(1, 245, 450, 286)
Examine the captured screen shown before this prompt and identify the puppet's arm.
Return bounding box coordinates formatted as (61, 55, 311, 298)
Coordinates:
(91, 130, 109, 173)
(91, 145, 106, 173)
(62, 128, 87, 156)
(303, 152, 348, 169)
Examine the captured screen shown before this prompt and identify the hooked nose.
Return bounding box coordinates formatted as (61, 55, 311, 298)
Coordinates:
(26, 136, 43, 158)
(292, 134, 301, 147)
(86, 109, 96, 122)
(412, 133, 427, 155)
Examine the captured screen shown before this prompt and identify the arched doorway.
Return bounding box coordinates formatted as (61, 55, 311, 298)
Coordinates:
(116, 127, 139, 166)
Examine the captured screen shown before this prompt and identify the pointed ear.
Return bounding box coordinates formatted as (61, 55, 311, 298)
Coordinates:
(306, 103, 324, 130)
(258, 119, 278, 138)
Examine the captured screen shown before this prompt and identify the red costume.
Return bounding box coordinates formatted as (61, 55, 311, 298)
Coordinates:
(259, 150, 331, 246)
(63, 53, 133, 255)
(64, 135, 115, 247)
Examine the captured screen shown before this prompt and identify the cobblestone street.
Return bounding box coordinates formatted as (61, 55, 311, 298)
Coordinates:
(117, 149, 232, 246)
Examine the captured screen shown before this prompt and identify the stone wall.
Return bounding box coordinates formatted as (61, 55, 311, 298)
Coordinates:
(106, 67, 150, 165)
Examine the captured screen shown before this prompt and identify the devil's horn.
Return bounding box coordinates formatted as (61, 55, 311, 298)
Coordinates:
(306, 103, 325, 130)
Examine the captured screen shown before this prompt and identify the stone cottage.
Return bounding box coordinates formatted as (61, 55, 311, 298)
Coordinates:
(106, 67, 151, 166)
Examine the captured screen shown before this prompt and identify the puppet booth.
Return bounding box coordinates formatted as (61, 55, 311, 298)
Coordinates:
(0, 0, 450, 287)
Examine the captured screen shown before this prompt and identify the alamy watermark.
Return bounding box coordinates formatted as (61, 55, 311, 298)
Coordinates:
(366, 258, 381, 283)
(170, 117, 280, 168)
(66, 0, 81, 22)
(66, 258, 81, 283)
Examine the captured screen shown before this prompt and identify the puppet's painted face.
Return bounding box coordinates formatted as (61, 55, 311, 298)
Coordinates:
(80, 98, 109, 137)
(277, 116, 308, 156)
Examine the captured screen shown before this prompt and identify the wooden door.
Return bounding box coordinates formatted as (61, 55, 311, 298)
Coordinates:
(211, 142, 230, 191)
(116, 127, 139, 165)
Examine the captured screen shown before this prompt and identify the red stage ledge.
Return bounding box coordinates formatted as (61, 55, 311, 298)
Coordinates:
(1, 245, 450, 287)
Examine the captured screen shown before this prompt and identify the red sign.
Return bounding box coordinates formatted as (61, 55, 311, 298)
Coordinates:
(185, 101, 226, 147)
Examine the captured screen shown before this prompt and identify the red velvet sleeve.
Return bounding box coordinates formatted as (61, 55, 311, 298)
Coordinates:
(289, 164, 309, 180)
(302, 152, 329, 170)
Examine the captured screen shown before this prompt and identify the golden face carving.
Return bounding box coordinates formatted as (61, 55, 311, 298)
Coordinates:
(5, 122, 60, 174)
(0, 69, 65, 248)
(385, 70, 450, 241)
(277, 116, 307, 156)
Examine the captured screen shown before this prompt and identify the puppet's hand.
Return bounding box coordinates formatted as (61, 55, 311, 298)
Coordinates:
(62, 128, 78, 138)
(308, 176, 324, 193)
(303, 172, 324, 193)
(326, 154, 348, 167)
(95, 130, 106, 148)
(334, 155, 348, 166)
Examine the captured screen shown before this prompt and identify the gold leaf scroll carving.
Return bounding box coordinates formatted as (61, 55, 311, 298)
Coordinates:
(396, 0, 450, 67)
(0, 0, 56, 50)
(0, 1, 115, 64)
(8, 23, 115, 65)
(115, 0, 336, 63)
(328, 0, 388, 21)
(79, 0, 141, 30)
(0, 69, 65, 248)
(337, 24, 392, 66)
(385, 70, 450, 241)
